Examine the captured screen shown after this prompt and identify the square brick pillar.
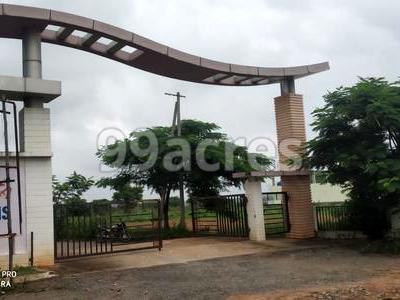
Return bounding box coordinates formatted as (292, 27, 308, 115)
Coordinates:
(274, 93, 315, 239)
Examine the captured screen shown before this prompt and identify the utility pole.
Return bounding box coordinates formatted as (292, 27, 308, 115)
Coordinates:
(165, 92, 186, 229)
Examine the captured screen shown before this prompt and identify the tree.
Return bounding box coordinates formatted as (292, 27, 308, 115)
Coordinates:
(91, 199, 111, 205)
(305, 77, 400, 238)
(111, 184, 143, 211)
(52, 172, 94, 205)
(52, 175, 68, 204)
(97, 119, 272, 229)
(168, 196, 181, 208)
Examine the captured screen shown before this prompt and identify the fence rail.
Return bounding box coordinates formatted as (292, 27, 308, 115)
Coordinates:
(315, 203, 356, 231)
(191, 194, 249, 237)
(262, 192, 290, 235)
(54, 201, 162, 260)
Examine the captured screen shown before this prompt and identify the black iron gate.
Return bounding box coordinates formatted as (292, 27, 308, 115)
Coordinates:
(54, 200, 162, 260)
(191, 194, 249, 237)
(262, 192, 290, 236)
(0, 99, 22, 272)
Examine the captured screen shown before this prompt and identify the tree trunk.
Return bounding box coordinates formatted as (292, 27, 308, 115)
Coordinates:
(164, 188, 171, 229)
(159, 188, 166, 229)
(164, 187, 171, 229)
(178, 180, 186, 229)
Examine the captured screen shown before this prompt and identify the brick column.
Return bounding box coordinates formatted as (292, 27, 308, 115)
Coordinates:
(274, 93, 315, 239)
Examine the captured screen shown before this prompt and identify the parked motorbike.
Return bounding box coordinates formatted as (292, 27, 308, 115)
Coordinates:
(97, 221, 131, 242)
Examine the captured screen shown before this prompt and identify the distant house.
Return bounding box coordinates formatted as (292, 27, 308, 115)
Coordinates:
(267, 171, 347, 203)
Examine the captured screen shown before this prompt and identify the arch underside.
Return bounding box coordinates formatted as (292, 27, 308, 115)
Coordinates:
(0, 4, 329, 86)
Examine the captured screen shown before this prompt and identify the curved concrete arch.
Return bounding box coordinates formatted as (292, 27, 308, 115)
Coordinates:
(0, 3, 329, 86)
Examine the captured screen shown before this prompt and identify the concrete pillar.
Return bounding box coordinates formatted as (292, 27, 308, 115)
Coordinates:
(22, 155, 53, 265)
(20, 30, 54, 265)
(274, 79, 315, 239)
(0, 32, 59, 268)
(244, 178, 266, 241)
(22, 29, 43, 108)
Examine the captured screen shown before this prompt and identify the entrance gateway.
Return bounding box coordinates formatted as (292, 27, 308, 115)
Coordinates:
(0, 4, 329, 266)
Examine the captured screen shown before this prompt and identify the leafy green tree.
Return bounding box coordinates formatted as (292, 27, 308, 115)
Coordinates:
(168, 196, 181, 208)
(91, 199, 110, 205)
(306, 78, 400, 238)
(52, 172, 94, 205)
(111, 184, 143, 211)
(97, 119, 272, 229)
(52, 175, 68, 204)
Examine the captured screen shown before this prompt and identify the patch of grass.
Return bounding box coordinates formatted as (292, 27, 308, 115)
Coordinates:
(162, 227, 193, 239)
(14, 265, 43, 276)
(0, 266, 43, 296)
(360, 239, 400, 255)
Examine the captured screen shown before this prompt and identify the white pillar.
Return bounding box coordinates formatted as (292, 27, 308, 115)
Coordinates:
(20, 30, 54, 265)
(0, 30, 59, 267)
(19, 108, 54, 265)
(244, 178, 266, 241)
(23, 29, 43, 108)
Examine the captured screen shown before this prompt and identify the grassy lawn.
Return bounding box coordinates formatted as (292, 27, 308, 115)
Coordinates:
(55, 204, 290, 239)
(54, 206, 193, 241)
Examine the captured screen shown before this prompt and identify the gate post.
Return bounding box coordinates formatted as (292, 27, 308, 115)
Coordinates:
(274, 77, 315, 239)
(20, 29, 57, 265)
(244, 178, 266, 241)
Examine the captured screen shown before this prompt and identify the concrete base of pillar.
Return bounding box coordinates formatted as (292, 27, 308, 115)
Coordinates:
(0, 106, 54, 267)
(244, 178, 266, 241)
(24, 157, 54, 266)
(0, 155, 54, 268)
(20, 106, 54, 266)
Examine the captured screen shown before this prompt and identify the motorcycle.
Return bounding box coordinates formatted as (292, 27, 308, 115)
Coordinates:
(97, 221, 131, 242)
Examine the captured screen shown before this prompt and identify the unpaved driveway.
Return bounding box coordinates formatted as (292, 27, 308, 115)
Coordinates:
(3, 237, 400, 299)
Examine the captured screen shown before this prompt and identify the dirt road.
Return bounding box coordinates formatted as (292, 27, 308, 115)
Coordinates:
(3, 238, 400, 299)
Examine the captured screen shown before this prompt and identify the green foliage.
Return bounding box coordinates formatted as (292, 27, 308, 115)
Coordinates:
(168, 196, 181, 208)
(312, 171, 329, 184)
(54, 201, 163, 242)
(13, 265, 43, 275)
(315, 203, 358, 231)
(97, 119, 273, 228)
(52, 172, 94, 204)
(55, 215, 99, 240)
(91, 198, 111, 205)
(112, 184, 143, 211)
(162, 227, 193, 239)
(306, 78, 400, 238)
(97, 176, 143, 212)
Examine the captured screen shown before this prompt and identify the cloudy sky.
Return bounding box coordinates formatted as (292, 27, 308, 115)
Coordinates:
(0, 0, 399, 199)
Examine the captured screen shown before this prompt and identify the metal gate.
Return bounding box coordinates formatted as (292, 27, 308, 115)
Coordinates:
(0, 100, 23, 271)
(54, 200, 162, 260)
(191, 194, 249, 237)
(262, 192, 290, 236)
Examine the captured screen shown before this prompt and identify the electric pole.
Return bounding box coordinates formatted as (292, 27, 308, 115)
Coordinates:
(165, 92, 186, 229)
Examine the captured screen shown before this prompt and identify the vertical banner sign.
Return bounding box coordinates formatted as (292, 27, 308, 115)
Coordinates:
(0, 167, 26, 255)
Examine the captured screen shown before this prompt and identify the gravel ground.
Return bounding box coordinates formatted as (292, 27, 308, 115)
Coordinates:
(2, 240, 400, 299)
